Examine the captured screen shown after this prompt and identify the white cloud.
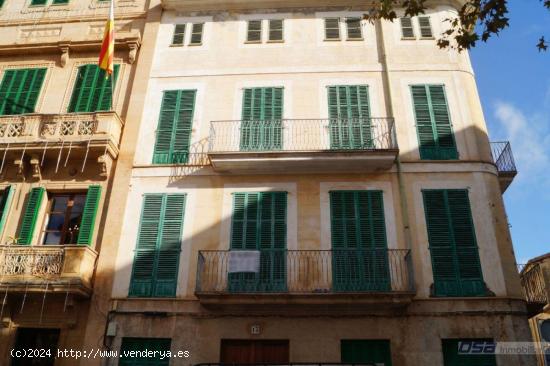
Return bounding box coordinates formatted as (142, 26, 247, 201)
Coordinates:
(492, 95, 550, 196)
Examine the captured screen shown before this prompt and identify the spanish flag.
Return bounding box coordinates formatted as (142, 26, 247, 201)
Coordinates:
(98, 0, 114, 75)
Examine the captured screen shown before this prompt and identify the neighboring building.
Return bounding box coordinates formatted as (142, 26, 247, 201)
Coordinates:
(520, 253, 550, 366)
(83, 0, 532, 365)
(0, 0, 145, 365)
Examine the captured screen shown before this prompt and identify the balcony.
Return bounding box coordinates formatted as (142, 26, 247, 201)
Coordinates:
(520, 261, 549, 317)
(208, 118, 398, 174)
(0, 112, 123, 170)
(195, 249, 415, 308)
(490, 141, 517, 192)
(162, 0, 359, 11)
(0, 245, 97, 298)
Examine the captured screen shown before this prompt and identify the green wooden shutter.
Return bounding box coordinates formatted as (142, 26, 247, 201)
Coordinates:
(18, 187, 45, 245)
(30, 0, 47, 5)
(53, 0, 70, 4)
(240, 87, 283, 151)
(330, 191, 390, 292)
(328, 85, 373, 149)
(229, 192, 287, 292)
(0, 0, 4, 8)
(411, 84, 457, 160)
(0, 185, 14, 237)
(341, 340, 392, 366)
(119, 338, 171, 366)
(172, 24, 186, 45)
(152, 90, 196, 164)
(129, 194, 185, 297)
(423, 189, 485, 297)
(442, 339, 496, 366)
(68, 64, 119, 113)
(0, 68, 46, 116)
(76, 185, 102, 246)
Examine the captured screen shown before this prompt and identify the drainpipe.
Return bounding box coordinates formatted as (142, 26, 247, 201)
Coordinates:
(375, 19, 415, 291)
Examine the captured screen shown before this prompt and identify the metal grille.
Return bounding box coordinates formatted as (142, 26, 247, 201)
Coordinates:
(209, 118, 397, 153)
(490, 141, 517, 173)
(196, 249, 413, 294)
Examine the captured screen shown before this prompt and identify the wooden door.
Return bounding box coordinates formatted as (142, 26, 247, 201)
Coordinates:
(220, 339, 289, 364)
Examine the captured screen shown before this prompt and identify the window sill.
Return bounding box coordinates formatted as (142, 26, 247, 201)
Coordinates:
(420, 37, 435, 40)
(188, 43, 203, 46)
(244, 40, 262, 44)
(401, 37, 416, 40)
(346, 38, 364, 41)
(323, 38, 341, 42)
(267, 39, 284, 43)
(169, 44, 184, 47)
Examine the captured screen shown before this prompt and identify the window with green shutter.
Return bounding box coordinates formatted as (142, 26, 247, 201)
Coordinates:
(18, 187, 45, 245)
(240, 87, 283, 151)
(0, 186, 14, 238)
(345, 18, 363, 40)
(119, 338, 171, 366)
(189, 23, 204, 45)
(341, 340, 392, 366)
(0, 68, 47, 116)
(442, 339, 496, 366)
(400, 17, 415, 38)
(68, 64, 119, 113)
(418, 16, 433, 38)
(246, 20, 262, 42)
(268, 19, 284, 42)
(30, 0, 48, 5)
(330, 191, 390, 292)
(324, 18, 341, 40)
(423, 189, 485, 297)
(172, 24, 186, 45)
(411, 84, 458, 160)
(129, 194, 186, 298)
(229, 192, 287, 292)
(328, 85, 373, 149)
(76, 185, 102, 246)
(152, 90, 196, 164)
(0, 0, 5, 8)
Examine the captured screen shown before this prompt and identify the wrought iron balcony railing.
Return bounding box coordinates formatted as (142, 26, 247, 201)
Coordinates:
(0, 245, 98, 297)
(490, 141, 517, 174)
(196, 249, 414, 295)
(209, 118, 397, 153)
(490, 141, 517, 192)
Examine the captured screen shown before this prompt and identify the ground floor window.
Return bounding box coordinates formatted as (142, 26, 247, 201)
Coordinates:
(119, 338, 171, 366)
(11, 328, 60, 366)
(341, 339, 392, 366)
(220, 339, 289, 364)
(442, 339, 497, 366)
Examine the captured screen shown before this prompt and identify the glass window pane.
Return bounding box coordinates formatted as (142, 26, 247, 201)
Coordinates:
(43, 232, 61, 245)
(51, 195, 70, 212)
(46, 214, 65, 231)
(72, 195, 87, 212)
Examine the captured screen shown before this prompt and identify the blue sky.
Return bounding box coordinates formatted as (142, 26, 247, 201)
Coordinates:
(469, 0, 550, 264)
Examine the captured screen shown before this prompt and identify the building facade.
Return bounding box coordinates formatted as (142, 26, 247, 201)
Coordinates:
(85, 0, 532, 365)
(0, 0, 146, 365)
(0, 0, 535, 365)
(520, 253, 550, 366)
